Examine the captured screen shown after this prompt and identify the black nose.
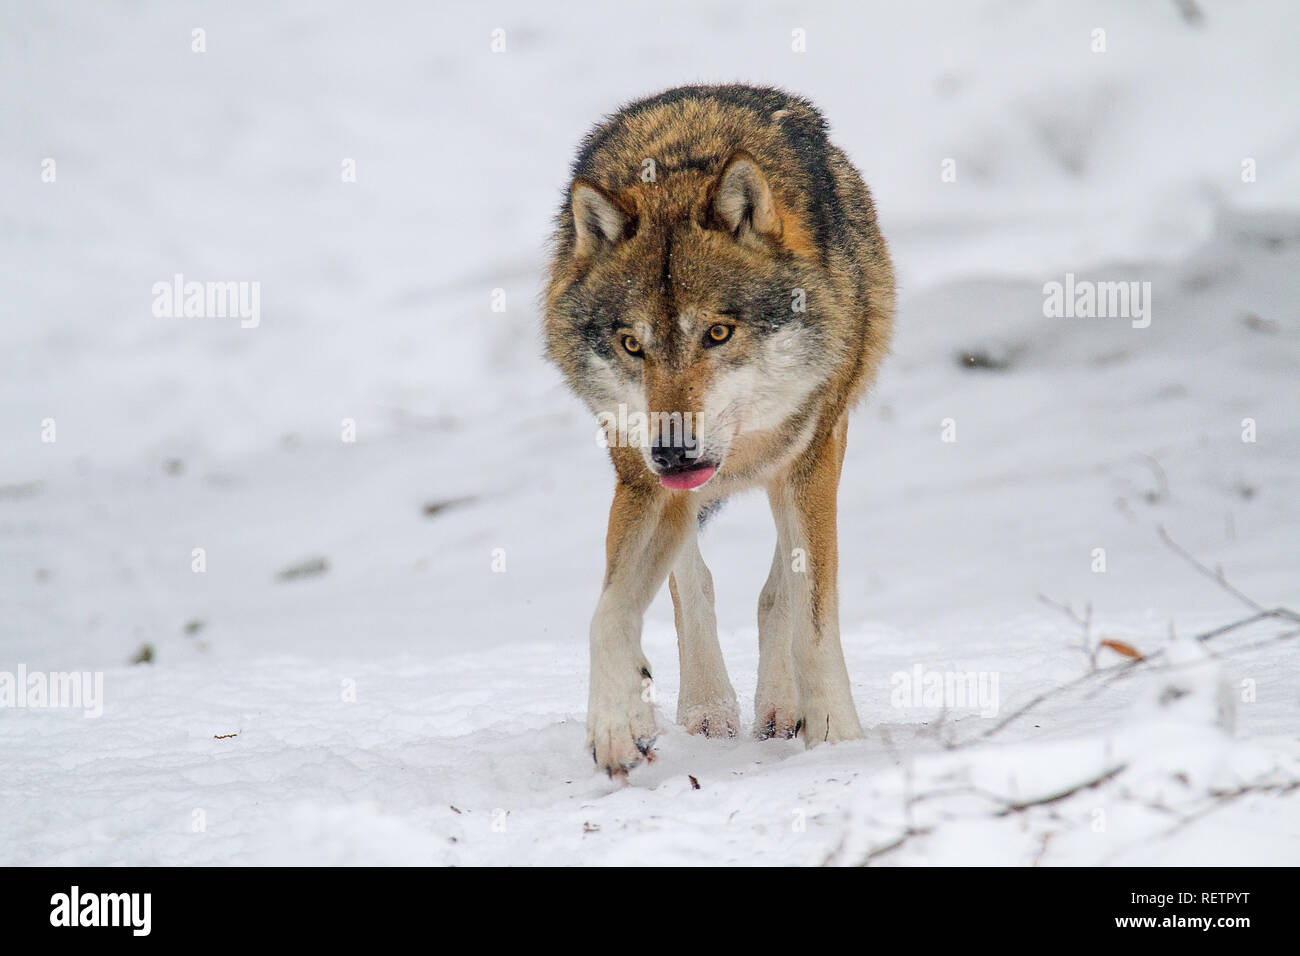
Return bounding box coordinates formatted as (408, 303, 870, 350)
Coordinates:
(650, 441, 695, 472)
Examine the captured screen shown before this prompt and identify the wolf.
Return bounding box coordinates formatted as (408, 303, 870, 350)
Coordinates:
(543, 85, 895, 777)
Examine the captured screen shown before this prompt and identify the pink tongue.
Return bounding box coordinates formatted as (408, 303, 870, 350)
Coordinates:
(659, 465, 716, 491)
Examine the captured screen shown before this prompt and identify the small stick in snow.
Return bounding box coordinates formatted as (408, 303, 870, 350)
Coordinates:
(994, 764, 1127, 816)
(1156, 523, 1300, 619)
(856, 826, 934, 866)
(1038, 592, 1096, 670)
(979, 528, 1300, 741)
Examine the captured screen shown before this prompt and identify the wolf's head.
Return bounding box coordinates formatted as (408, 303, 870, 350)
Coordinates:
(546, 152, 841, 490)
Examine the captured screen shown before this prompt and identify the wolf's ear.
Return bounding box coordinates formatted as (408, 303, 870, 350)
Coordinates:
(571, 181, 632, 258)
(709, 151, 781, 241)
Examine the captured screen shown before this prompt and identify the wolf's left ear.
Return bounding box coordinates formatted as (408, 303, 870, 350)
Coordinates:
(571, 180, 632, 259)
(709, 151, 782, 241)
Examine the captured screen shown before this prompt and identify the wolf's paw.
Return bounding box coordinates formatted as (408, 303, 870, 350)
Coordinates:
(754, 704, 800, 740)
(794, 698, 864, 748)
(679, 700, 740, 739)
(588, 721, 657, 779)
(587, 683, 658, 779)
(754, 663, 799, 740)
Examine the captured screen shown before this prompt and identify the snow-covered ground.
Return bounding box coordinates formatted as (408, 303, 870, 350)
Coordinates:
(2, 2, 1298, 865)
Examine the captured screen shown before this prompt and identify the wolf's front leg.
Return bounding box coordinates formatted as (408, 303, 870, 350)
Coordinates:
(755, 537, 799, 739)
(670, 527, 738, 738)
(773, 422, 864, 747)
(588, 480, 691, 777)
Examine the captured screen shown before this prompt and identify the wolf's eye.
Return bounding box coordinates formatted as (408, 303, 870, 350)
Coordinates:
(704, 323, 733, 346)
(622, 334, 643, 356)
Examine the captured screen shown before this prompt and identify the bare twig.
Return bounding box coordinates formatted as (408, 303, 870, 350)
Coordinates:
(1038, 593, 1096, 670)
(1193, 608, 1290, 643)
(1136, 453, 1169, 504)
(1159, 780, 1300, 839)
(855, 765, 1128, 865)
(1157, 524, 1284, 616)
(857, 826, 934, 866)
(861, 527, 1297, 866)
(994, 764, 1127, 816)
(975, 526, 1299, 742)
(1084, 627, 1300, 700)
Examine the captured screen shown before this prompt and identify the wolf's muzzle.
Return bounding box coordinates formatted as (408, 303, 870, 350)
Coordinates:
(649, 440, 699, 473)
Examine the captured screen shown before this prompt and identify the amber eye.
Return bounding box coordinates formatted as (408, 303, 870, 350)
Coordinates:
(705, 323, 733, 346)
(622, 334, 643, 356)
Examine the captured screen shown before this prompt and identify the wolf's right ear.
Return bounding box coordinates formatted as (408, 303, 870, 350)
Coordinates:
(709, 151, 781, 242)
(571, 181, 632, 259)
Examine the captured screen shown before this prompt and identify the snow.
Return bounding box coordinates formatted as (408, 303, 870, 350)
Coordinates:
(2, 1, 1298, 865)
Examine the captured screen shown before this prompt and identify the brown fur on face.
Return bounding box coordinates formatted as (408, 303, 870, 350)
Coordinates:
(544, 85, 893, 491)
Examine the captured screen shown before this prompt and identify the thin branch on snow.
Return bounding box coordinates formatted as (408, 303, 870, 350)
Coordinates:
(1038, 592, 1096, 670)
(1136, 453, 1170, 504)
(857, 826, 934, 866)
(993, 764, 1127, 816)
(972, 526, 1300, 742)
(853, 765, 1129, 865)
(1155, 780, 1300, 842)
(1156, 523, 1299, 621)
(852, 528, 1297, 866)
(1193, 608, 1293, 644)
(1084, 627, 1300, 700)
(974, 666, 1106, 742)
(908, 765, 1129, 816)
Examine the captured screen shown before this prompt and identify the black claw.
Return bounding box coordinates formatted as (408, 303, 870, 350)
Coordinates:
(640, 667, 652, 680)
(794, 718, 804, 736)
